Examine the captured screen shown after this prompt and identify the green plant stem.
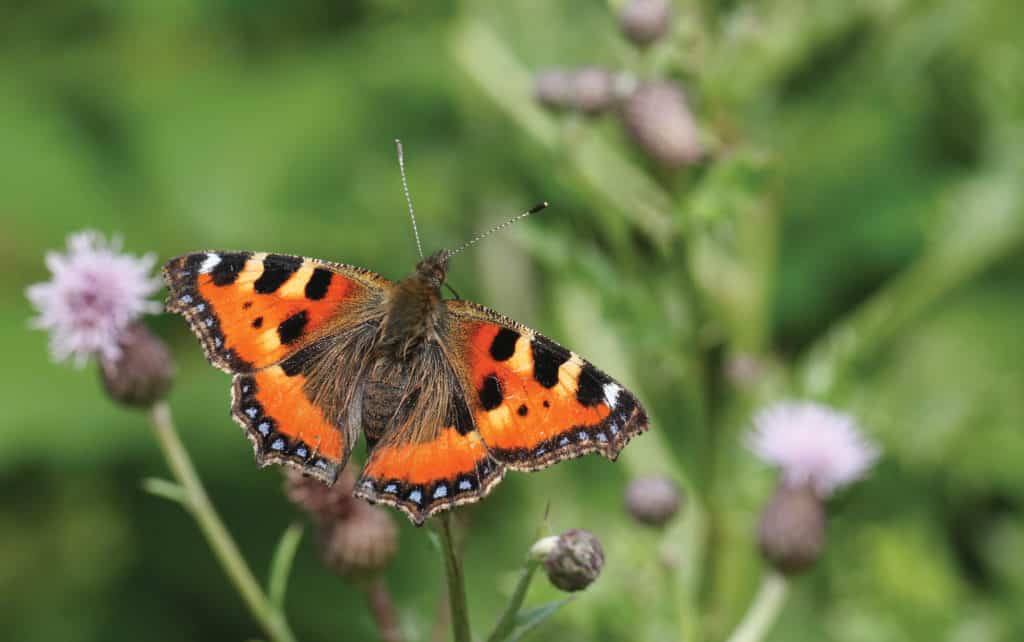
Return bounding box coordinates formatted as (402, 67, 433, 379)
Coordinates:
(487, 559, 540, 642)
(723, 572, 788, 642)
(437, 512, 471, 642)
(148, 401, 297, 642)
(429, 581, 451, 642)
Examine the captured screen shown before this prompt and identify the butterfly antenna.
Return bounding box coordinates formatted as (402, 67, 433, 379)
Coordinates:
(443, 201, 549, 260)
(395, 139, 424, 260)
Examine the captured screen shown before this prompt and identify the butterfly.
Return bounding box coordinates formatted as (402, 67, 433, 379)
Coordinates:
(162, 148, 648, 525)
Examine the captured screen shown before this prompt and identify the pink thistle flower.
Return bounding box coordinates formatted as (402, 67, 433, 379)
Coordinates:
(27, 231, 162, 367)
(746, 401, 880, 498)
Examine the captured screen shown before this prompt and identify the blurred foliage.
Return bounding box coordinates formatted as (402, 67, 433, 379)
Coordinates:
(3, 0, 1023, 641)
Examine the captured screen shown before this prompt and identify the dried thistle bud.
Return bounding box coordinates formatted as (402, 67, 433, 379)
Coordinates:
(624, 476, 682, 527)
(621, 80, 702, 168)
(534, 68, 574, 111)
(99, 323, 173, 407)
(571, 67, 616, 116)
(284, 468, 357, 524)
(320, 501, 398, 580)
(757, 483, 825, 575)
(619, 0, 672, 47)
(542, 529, 605, 592)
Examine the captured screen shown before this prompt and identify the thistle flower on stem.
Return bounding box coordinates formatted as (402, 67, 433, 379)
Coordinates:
(28, 232, 296, 641)
(28, 230, 172, 407)
(27, 230, 162, 367)
(746, 401, 879, 574)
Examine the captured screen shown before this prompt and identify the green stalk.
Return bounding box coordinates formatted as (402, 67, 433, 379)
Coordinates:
(487, 559, 540, 642)
(437, 512, 472, 642)
(148, 401, 297, 642)
(722, 572, 788, 642)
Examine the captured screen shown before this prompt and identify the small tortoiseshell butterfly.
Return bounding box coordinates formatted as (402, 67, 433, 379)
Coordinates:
(163, 143, 648, 525)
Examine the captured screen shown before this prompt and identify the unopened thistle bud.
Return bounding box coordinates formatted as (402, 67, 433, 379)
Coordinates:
(99, 323, 174, 407)
(284, 468, 357, 524)
(534, 69, 575, 111)
(542, 529, 605, 592)
(320, 501, 398, 580)
(757, 482, 825, 575)
(625, 475, 682, 527)
(571, 67, 616, 116)
(621, 81, 702, 168)
(618, 0, 672, 47)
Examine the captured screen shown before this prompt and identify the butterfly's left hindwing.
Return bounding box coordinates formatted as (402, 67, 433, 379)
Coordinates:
(164, 251, 391, 481)
(233, 361, 347, 483)
(354, 424, 505, 525)
(445, 300, 648, 471)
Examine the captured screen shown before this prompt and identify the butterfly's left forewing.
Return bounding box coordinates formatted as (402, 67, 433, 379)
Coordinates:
(445, 299, 648, 471)
(164, 251, 391, 482)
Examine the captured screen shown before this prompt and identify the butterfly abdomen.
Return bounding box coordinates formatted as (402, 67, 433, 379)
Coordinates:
(362, 377, 413, 443)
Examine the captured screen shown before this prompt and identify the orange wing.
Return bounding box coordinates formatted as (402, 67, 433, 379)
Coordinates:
(446, 300, 648, 471)
(164, 251, 391, 481)
(353, 418, 505, 525)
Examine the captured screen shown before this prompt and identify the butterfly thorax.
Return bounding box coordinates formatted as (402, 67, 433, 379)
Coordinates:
(377, 251, 449, 362)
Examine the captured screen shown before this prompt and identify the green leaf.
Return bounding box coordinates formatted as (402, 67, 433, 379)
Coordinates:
(267, 522, 305, 610)
(503, 598, 573, 642)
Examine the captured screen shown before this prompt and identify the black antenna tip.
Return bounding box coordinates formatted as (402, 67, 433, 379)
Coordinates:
(529, 201, 550, 214)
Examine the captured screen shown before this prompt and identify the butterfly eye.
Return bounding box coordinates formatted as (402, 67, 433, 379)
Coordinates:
(433, 267, 445, 282)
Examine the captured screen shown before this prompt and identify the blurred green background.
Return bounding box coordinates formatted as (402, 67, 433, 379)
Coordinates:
(3, 1, 1023, 641)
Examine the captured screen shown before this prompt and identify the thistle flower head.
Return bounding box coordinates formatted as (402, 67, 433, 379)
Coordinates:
(27, 231, 162, 367)
(747, 401, 879, 498)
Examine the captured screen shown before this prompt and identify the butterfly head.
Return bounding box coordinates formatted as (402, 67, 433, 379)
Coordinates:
(414, 250, 449, 290)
